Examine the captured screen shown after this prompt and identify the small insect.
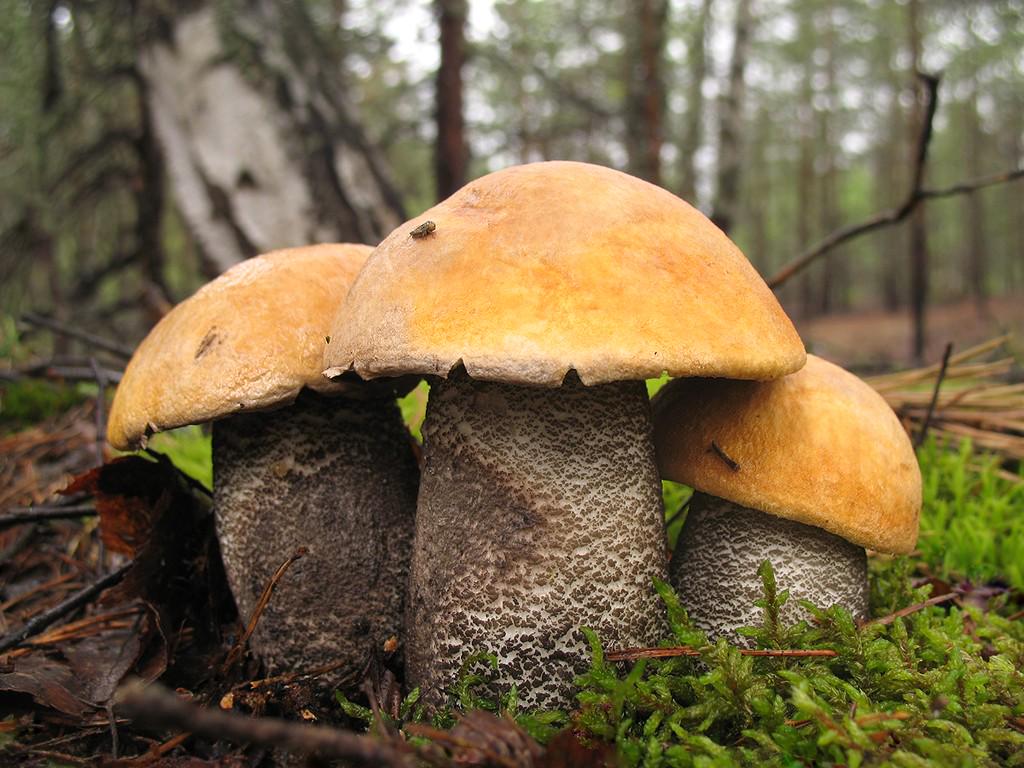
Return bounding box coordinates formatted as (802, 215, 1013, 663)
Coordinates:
(410, 220, 437, 239)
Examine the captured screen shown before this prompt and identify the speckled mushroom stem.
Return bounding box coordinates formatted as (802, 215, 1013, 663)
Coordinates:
(213, 390, 419, 675)
(669, 493, 868, 643)
(406, 370, 670, 710)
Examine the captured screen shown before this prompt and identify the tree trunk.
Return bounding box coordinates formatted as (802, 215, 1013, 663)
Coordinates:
(625, 0, 668, 186)
(137, 2, 405, 274)
(435, 0, 469, 201)
(879, 79, 906, 312)
(906, 0, 929, 363)
(711, 0, 753, 235)
(679, 0, 712, 203)
(817, 2, 845, 315)
(796, 3, 816, 320)
(962, 77, 988, 314)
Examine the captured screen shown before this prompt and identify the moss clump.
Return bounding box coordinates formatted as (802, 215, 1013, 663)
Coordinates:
(0, 379, 89, 433)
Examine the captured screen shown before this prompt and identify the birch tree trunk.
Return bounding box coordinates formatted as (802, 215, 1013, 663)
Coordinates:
(137, 1, 405, 274)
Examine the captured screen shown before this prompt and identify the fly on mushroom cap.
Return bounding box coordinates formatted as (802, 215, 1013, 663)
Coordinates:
(108, 244, 419, 678)
(324, 160, 805, 385)
(652, 354, 921, 640)
(324, 161, 806, 710)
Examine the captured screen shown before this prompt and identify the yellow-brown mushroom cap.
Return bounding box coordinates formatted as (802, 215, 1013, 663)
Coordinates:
(324, 161, 805, 387)
(108, 243, 371, 450)
(651, 355, 921, 554)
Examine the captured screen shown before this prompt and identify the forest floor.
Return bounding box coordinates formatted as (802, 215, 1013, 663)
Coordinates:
(798, 293, 1024, 371)
(1, 323, 1023, 766)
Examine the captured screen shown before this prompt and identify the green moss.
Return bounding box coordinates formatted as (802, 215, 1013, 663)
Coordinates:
(0, 379, 89, 433)
(916, 438, 1024, 591)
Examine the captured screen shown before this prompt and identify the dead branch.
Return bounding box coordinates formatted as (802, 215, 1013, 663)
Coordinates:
(860, 592, 958, 628)
(606, 646, 838, 661)
(767, 73, 1024, 289)
(115, 681, 413, 766)
(0, 365, 123, 384)
(220, 547, 308, 674)
(915, 342, 953, 448)
(20, 312, 134, 360)
(47, 129, 140, 193)
(0, 504, 97, 529)
(90, 357, 109, 466)
(0, 562, 131, 654)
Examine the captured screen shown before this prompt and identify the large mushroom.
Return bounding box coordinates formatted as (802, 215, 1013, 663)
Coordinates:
(652, 354, 921, 639)
(107, 244, 420, 674)
(324, 161, 806, 708)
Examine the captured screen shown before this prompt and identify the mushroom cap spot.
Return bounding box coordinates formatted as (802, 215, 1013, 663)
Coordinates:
(651, 354, 922, 554)
(324, 161, 806, 387)
(107, 243, 372, 450)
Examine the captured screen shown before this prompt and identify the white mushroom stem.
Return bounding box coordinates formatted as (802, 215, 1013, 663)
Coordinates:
(213, 390, 419, 674)
(670, 492, 868, 642)
(406, 370, 669, 710)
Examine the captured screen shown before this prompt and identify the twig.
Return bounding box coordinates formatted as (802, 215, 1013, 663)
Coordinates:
(236, 658, 353, 692)
(20, 312, 133, 360)
(0, 365, 123, 384)
(0, 504, 97, 530)
(90, 357, 109, 465)
(606, 646, 838, 661)
(220, 547, 307, 674)
(915, 342, 953, 448)
(115, 681, 412, 766)
(860, 592, 958, 628)
(0, 561, 131, 653)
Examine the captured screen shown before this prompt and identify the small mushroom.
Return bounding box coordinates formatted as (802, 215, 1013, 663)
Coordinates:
(107, 244, 419, 674)
(324, 161, 806, 708)
(652, 355, 921, 640)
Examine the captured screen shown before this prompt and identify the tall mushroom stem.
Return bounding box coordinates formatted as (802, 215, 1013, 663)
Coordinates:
(406, 370, 669, 710)
(213, 390, 419, 673)
(670, 493, 868, 642)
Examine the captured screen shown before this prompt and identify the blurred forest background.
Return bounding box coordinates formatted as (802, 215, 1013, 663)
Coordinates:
(1, 0, 1022, 372)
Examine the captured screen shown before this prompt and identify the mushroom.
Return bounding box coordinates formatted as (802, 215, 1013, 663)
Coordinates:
(324, 161, 805, 708)
(107, 244, 419, 674)
(651, 354, 921, 640)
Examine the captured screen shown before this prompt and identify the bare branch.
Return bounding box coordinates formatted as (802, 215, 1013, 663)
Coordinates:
(766, 74, 1023, 290)
(20, 312, 134, 360)
(914, 342, 953, 448)
(0, 562, 131, 653)
(115, 681, 413, 766)
(48, 130, 141, 194)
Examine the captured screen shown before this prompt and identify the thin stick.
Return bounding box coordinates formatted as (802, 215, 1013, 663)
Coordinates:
(90, 356, 109, 466)
(915, 342, 953, 448)
(220, 547, 307, 674)
(0, 505, 97, 529)
(115, 681, 412, 766)
(0, 562, 131, 653)
(861, 592, 958, 628)
(237, 657, 353, 692)
(20, 312, 134, 360)
(606, 646, 838, 661)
